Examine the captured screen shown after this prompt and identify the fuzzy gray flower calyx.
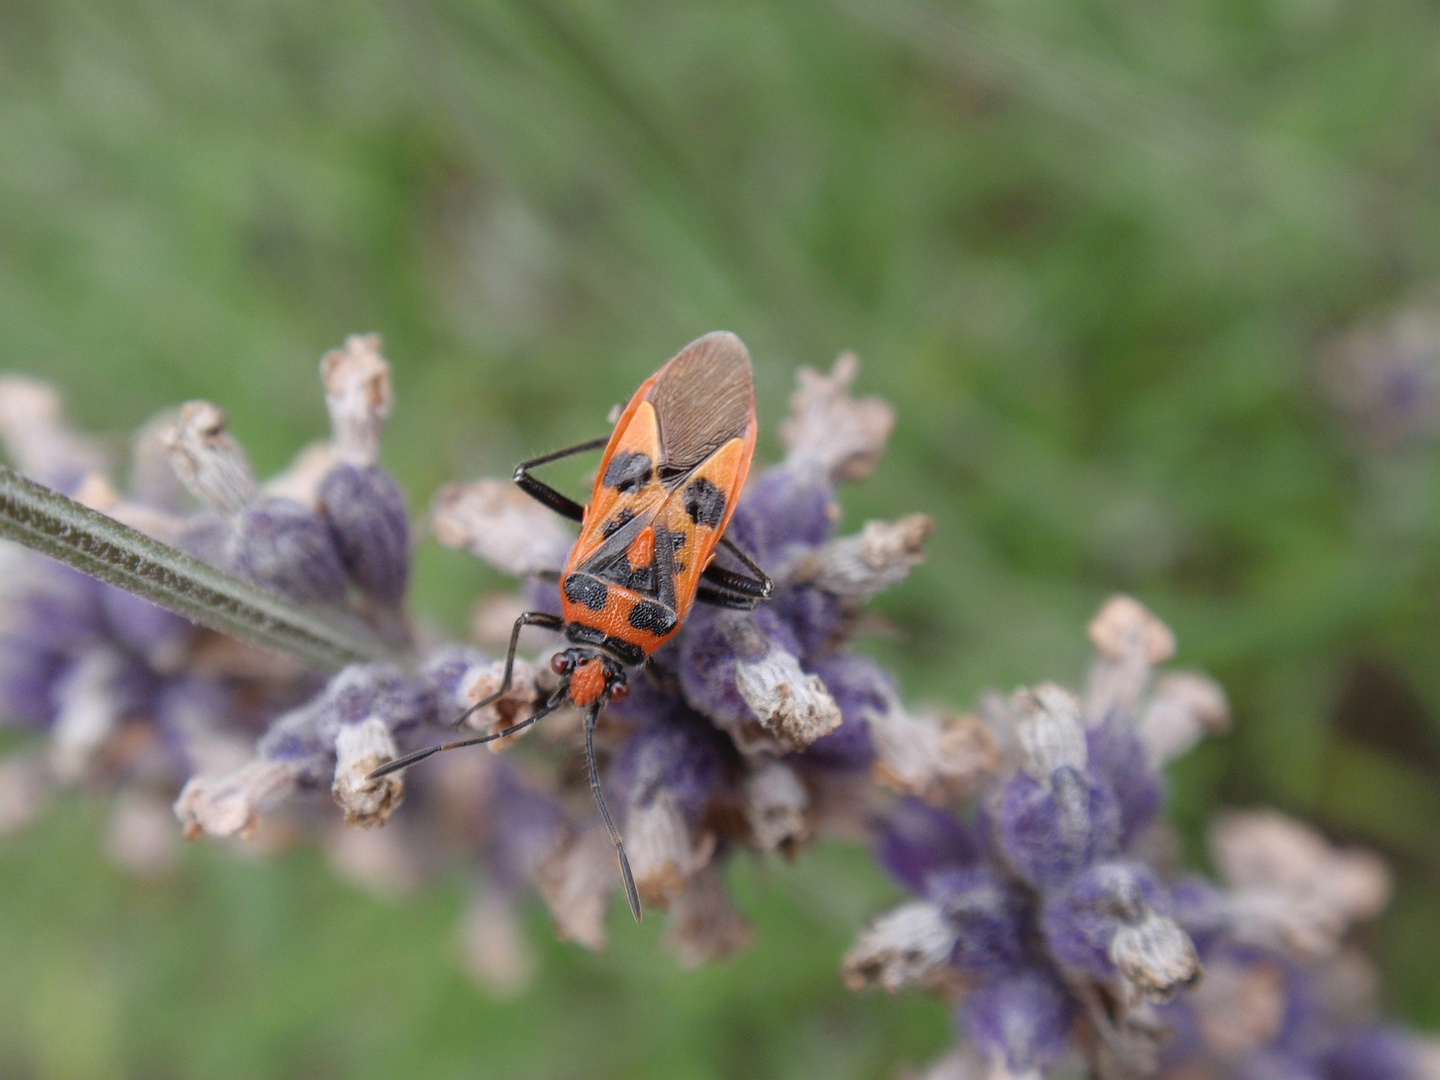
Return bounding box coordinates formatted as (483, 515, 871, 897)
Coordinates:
(163, 401, 260, 514)
(742, 757, 811, 854)
(0, 374, 107, 489)
(842, 900, 962, 993)
(174, 758, 299, 841)
(1084, 594, 1176, 721)
(780, 353, 896, 482)
(320, 334, 392, 467)
(430, 478, 575, 578)
(662, 864, 755, 968)
(784, 513, 934, 599)
(625, 787, 716, 908)
(331, 716, 404, 827)
(1209, 808, 1392, 958)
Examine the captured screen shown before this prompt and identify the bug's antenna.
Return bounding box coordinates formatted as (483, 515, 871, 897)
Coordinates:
(367, 692, 565, 780)
(584, 703, 641, 923)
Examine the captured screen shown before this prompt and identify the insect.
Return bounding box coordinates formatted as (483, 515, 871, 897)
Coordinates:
(371, 332, 773, 921)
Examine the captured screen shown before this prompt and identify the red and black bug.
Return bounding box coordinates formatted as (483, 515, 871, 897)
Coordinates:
(371, 332, 772, 921)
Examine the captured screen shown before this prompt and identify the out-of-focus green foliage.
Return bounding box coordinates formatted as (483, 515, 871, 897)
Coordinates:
(0, 0, 1438, 1075)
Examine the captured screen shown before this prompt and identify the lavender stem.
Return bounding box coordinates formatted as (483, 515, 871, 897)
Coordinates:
(0, 464, 399, 671)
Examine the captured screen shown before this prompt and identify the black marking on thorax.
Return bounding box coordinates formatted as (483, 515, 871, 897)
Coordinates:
(563, 622, 645, 667)
(562, 572, 608, 611)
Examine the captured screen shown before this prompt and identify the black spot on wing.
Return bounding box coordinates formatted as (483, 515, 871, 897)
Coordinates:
(602, 508, 636, 538)
(603, 451, 652, 494)
(628, 600, 678, 636)
(563, 573, 609, 611)
(683, 478, 727, 528)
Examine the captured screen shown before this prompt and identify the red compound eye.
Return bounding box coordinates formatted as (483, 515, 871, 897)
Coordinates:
(608, 680, 629, 702)
(551, 653, 572, 675)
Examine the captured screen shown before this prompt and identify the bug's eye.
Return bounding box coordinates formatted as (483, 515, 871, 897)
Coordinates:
(551, 653, 572, 675)
(608, 680, 629, 702)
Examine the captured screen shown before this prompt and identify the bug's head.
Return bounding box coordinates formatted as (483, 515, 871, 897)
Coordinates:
(551, 648, 629, 708)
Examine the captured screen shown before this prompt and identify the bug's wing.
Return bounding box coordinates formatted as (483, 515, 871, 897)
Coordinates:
(650, 332, 755, 484)
(657, 434, 753, 616)
(572, 387, 669, 569)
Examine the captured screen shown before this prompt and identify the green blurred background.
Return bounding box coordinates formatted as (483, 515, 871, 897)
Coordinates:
(2, 0, 1440, 1076)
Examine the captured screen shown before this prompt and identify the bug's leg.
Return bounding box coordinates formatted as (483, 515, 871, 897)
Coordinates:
(513, 436, 610, 522)
(584, 703, 642, 923)
(369, 692, 567, 779)
(695, 583, 763, 610)
(453, 610, 564, 729)
(701, 535, 773, 599)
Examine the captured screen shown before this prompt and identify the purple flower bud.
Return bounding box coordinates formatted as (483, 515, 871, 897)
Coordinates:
(927, 866, 1030, 975)
(612, 701, 733, 823)
(959, 966, 1075, 1074)
(873, 796, 979, 894)
(317, 463, 409, 605)
(487, 763, 568, 888)
(50, 647, 156, 781)
(421, 645, 489, 702)
(228, 497, 349, 605)
(677, 606, 840, 753)
(1041, 860, 1199, 1000)
(174, 510, 231, 566)
(726, 462, 838, 566)
(98, 584, 193, 672)
(993, 765, 1121, 887)
(1236, 1052, 1324, 1080)
(8, 555, 104, 652)
(1085, 716, 1162, 848)
(763, 586, 844, 664)
(1323, 1027, 1419, 1080)
(258, 664, 435, 784)
(1167, 875, 1229, 954)
(802, 653, 885, 772)
(0, 638, 63, 726)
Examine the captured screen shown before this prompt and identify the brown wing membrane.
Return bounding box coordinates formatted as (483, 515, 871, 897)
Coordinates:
(649, 332, 754, 482)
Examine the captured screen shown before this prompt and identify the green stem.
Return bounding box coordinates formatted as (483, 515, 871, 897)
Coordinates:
(0, 466, 399, 671)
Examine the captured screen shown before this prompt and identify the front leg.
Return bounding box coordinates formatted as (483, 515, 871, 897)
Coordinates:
(452, 610, 564, 729)
(512, 436, 609, 523)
